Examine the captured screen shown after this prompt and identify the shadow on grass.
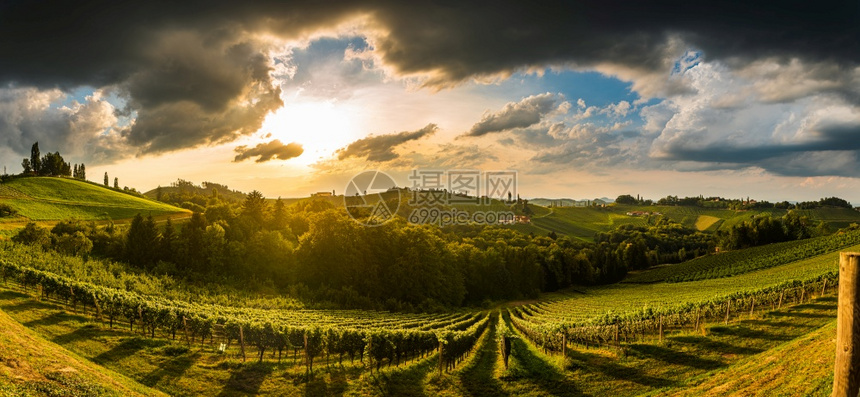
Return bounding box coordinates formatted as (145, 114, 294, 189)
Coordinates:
(627, 344, 723, 371)
(459, 322, 508, 397)
(565, 347, 674, 390)
(669, 335, 764, 356)
(24, 311, 81, 328)
(92, 336, 167, 365)
(505, 337, 586, 397)
(141, 352, 201, 387)
(766, 311, 834, 319)
(707, 325, 793, 342)
(302, 366, 351, 397)
(52, 325, 102, 345)
(217, 362, 274, 396)
(0, 289, 29, 300)
(0, 297, 49, 313)
(362, 355, 435, 397)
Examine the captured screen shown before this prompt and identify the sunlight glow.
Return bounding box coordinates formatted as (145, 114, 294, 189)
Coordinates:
(260, 100, 360, 165)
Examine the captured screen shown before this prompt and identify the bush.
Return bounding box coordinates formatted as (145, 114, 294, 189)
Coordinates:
(12, 222, 50, 248)
(0, 203, 16, 217)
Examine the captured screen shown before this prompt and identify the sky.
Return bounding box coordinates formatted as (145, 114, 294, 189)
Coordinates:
(1, 1, 860, 203)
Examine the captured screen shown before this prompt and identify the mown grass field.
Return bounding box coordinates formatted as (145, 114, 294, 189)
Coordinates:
(0, 177, 189, 237)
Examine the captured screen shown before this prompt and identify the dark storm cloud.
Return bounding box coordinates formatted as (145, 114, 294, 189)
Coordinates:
(338, 124, 437, 162)
(234, 139, 304, 162)
(366, 1, 860, 88)
(1, 0, 858, 159)
(0, 1, 363, 157)
(3, 1, 857, 90)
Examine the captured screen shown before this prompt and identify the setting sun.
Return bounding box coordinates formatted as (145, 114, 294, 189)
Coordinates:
(260, 99, 360, 165)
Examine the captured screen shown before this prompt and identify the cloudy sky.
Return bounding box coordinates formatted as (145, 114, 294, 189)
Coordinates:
(1, 1, 859, 203)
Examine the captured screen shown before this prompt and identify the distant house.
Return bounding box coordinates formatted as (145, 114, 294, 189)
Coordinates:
(498, 215, 531, 225)
(311, 191, 332, 197)
(626, 211, 662, 217)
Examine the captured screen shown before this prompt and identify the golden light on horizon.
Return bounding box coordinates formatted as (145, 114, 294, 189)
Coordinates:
(260, 100, 360, 165)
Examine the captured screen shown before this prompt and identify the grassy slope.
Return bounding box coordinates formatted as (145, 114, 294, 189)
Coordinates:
(0, 306, 164, 396)
(0, 177, 188, 222)
(665, 318, 835, 396)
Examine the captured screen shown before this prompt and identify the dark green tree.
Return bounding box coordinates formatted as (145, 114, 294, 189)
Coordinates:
(30, 142, 41, 175)
(125, 214, 161, 269)
(615, 194, 638, 205)
(242, 190, 268, 228)
(104, 172, 109, 186)
(12, 222, 50, 248)
(160, 217, 176, 263)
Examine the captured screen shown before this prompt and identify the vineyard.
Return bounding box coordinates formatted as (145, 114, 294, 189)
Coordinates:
(625, 229, 860, 283)
(0, 237, 850, 395)
(501, 242, 855, 353)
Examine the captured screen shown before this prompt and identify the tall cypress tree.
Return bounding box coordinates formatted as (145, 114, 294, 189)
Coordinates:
(30, 142, 41, 175)
(104, 172, 109, 186)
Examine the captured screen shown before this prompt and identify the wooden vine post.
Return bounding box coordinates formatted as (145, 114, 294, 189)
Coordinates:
(561, 332, 567, 358)
(778, 290, 784, 309)
(239, 325, 246, 362)
(822, 278, 828, 297)
(750, 297, 756, 317)
(182, 316, 190, 347)
(724, 300, 731, 325)
(833, 252, 860, 397)
(438, 340, 443, 376)
(658, 316, 664, 343)
(694, 308, 700, 332)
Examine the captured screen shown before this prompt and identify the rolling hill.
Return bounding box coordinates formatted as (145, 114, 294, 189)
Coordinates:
(0, 177, 189, 235)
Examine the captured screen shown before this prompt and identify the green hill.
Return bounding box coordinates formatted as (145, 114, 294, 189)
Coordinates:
(0, 305, 164, 396)
(0, 177, 188, 223)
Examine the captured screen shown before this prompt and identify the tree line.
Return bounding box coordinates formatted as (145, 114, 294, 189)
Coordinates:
(616, 193, 854, 210)
(10, 187, 727, 310)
